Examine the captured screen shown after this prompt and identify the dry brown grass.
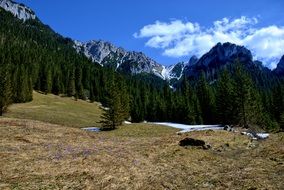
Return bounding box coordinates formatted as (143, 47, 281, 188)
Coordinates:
(0, 118, 283, 190)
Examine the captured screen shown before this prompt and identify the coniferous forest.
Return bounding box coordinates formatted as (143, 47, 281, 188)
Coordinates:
(0, 7, 284, 131)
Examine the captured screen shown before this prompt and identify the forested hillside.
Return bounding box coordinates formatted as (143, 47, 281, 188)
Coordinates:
(0, 6, 283, 130)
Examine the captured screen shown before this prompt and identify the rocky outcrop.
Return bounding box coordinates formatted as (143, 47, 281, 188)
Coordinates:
(179, 137, 211, 149)
(0, 0, 36, 21)
(179, 138, 206, 147)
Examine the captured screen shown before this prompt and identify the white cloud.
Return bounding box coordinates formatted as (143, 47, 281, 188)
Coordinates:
(134, 16, 284, 69)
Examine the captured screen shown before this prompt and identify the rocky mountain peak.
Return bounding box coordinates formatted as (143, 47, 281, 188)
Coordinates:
(200, 42, 253, 67)
(187, 55, 198, 66)
(83, 40, 126, 64)
(74, 39, 166, 76)
(0, 0, 36, 21)
(184, 42, 255, 78)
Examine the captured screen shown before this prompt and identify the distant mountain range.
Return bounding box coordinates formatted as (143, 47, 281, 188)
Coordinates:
(73, 40, 185, 81)
(75, 39, 283, 82)
(1, 0, 284, 83)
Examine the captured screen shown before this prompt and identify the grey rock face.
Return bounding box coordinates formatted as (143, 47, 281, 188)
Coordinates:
(74, 39, 183, 80)
(0, 0, 36, 21)
(184, 42, 254, 77)
(84, 40, 125, 64)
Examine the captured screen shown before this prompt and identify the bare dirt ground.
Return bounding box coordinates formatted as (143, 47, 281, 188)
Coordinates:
(0, 118, 283, 190)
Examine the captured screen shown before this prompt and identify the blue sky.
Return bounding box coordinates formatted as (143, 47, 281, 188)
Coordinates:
(18, 0, 284, 67)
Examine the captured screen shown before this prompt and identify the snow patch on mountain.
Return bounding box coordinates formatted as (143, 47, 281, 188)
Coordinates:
(161, 62, 185, 80)
(0, 0, 36, 21)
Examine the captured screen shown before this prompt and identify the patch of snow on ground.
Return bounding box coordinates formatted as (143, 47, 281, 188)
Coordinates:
(124, 121, 132, 124)
(242, 132, 269, 140)
(152, 122, 223, 133)
(82, 127, 100, 132)
(256, 133, 269, 139)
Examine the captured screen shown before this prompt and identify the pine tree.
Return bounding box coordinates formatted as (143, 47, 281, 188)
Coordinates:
(147, 87, 158, 121)
(118, 79, 130, 121)
(52, 74, 61, 95)
(0, 64, 12, 116)
(196, 72, 216, 124)
(279, 112, 284, 131)
(272, 83, 284, 122)
(99, 75, 129, 130)
(89, 84, 95, 102)
(233, 64, 264, 127)
(216, 69, 235, 124)
(193, 96, 203, 124)
(67, 68, 76, 97)
(234, 65, 251, 127)
(43, 65, 52, 94)
(181, 77, 195, 124)
(75, 66, 85, 100)
(13, 64, 32, 103)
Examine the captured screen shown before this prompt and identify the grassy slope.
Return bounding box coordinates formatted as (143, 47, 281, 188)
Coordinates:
(1, 92, 284, 189)
(4, 91, 102, 128)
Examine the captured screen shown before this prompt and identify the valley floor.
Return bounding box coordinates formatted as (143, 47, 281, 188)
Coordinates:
(0, 118, 283, 190)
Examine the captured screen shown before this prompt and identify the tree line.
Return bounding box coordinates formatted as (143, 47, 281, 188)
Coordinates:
(0, 7, 283, 131)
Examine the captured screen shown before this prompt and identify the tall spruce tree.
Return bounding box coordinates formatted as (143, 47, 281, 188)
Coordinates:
(117, 77, 130, 121)
(67, 68, 76, 97)
(99, 74, 129, 130)
(272, 83, 284, 122)
(75, 66, 85, 100)
(0, 63, 12, 116)
(43, 65, 52, 94)
(280, 113, 284, 131)
(216, 69, 235, 124)
(196, 72, 216, 124)
(181, 77, 196, 124)
(234, 64, 264, 127)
